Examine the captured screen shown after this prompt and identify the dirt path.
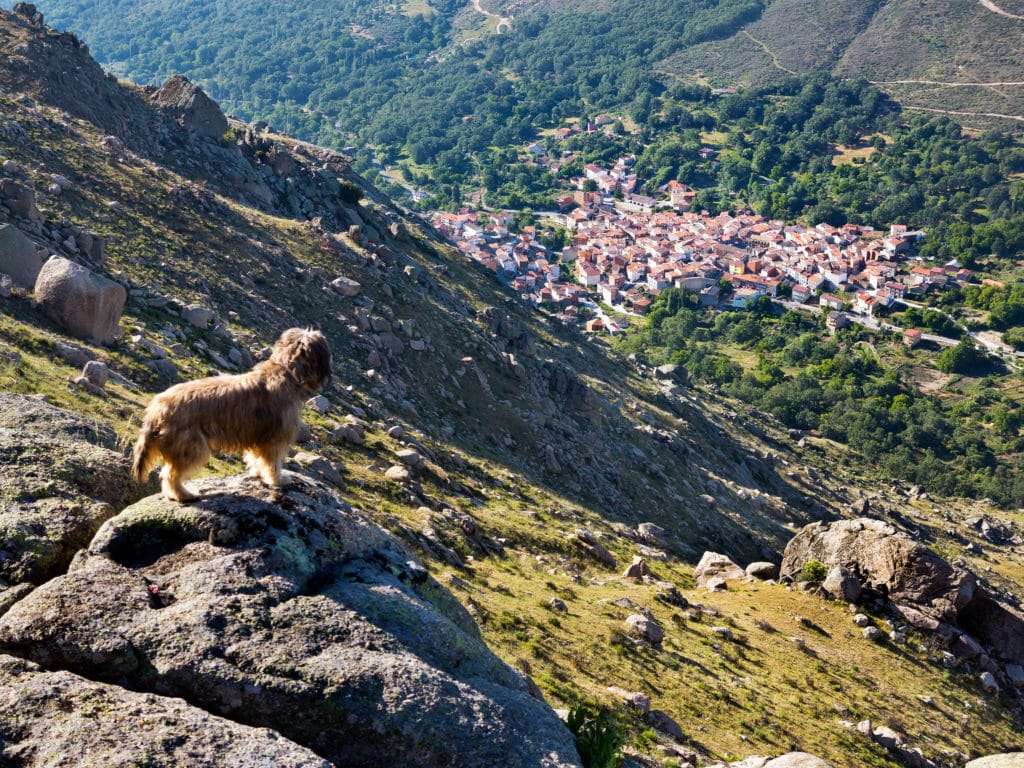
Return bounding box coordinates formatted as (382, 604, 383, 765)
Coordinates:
(471, 0, 512, 33)
(901, 105, 1024, 123)
(977, 0, 1024, 19)
(872, 79, 1024, 86)
(742, 30, 798, 75)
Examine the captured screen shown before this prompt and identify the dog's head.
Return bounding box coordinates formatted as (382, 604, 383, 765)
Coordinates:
(271, 328, 332, 395)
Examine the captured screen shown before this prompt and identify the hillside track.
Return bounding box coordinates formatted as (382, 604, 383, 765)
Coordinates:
(977, 0, 1024, 19)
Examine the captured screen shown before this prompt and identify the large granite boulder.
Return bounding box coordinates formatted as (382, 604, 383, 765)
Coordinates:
(0, 654, 333, 768)
(0, 393, 144, 594)
(33, 256, 126, 344)
(152, 75, 228, 139)
(0, 474, 582, 768)
(781, 519, 1024, 666)
(0, 223, 44, 288)
(780, 519, 975, 622)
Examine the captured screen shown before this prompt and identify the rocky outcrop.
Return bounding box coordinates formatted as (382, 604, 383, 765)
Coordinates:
(965, 755, 1024, 768)
(33, 256, 126, 344)
(0, 393, 144, 594)
(782, 518, 1024, 669)
(780, 519, 975, 622)
(152, 75, 229, 139)
(0, 654, 333, 768)
(0, 474, 582, 768)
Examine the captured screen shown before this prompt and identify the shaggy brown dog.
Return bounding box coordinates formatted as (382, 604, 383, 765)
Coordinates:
(131, 328, 331, 501)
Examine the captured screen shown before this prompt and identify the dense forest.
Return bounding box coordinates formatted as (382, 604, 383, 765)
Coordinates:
(613, 290, 1024, 507)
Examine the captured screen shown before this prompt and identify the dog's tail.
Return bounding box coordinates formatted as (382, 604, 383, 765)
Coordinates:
(131, 424, 159, 483)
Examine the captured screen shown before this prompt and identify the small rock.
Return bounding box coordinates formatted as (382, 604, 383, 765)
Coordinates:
(746, 561, 778, 580)
(306, 395, 330, 414)
(607, 686, 650, 713)
(81, 360, 109, 388)
(710, 626, 734, 641)
(979, 671, 1000, 693)
(624, 614, 663, 645)
(862, 626, 883, 641)
(622, 556, 651, 580)
(693, 551, 745, 588)
(387, 425, 404, 439)
(823, 566, 862, 603)
(396, 449, 423, 468)
(548, 598, 567, 613)
(384, 465, 411, 483)
(1005, 663, 1024, 688)
(182, 304, 215, 328)
(853, 613, 871, 628)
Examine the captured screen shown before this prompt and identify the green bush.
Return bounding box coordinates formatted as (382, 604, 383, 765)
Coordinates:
(338, 179, 364, 205)
(798, 559, 827, 583)
(566, 704, 623, 768)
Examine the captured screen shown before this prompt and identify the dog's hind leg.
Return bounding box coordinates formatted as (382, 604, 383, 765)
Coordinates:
(160, 435, 210, 502)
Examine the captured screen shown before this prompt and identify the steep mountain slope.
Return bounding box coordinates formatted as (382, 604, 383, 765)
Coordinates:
(1, 7, 1022, 766)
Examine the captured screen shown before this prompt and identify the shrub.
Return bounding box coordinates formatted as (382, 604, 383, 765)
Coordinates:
(798, 559, 827, 583)
(338, 179, 364, 204)
(566, 704, 623, 768)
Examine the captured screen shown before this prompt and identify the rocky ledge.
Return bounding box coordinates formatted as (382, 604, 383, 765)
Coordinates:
(0, 471, 581, 767)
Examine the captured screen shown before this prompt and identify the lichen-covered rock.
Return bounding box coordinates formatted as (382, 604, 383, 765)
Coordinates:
(0, 475, 581, 768)
(0, 394, 145, 592)
(0, 654, 333, 767)
(965, 755, 1024, 768)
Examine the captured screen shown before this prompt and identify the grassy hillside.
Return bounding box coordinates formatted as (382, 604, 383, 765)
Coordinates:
(662, 0, 1024, 129)
(1, 9, 1022, 765)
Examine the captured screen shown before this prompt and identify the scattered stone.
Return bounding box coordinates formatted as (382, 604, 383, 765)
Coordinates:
(711, 626, 734, 641)
(331, 276, 361, 297)
(706, 577, 729, 592)
(636, 522, 665, 544)
(306, 395, 330, 414)
(645, 709, 684, 741)
(152, 75, 229, 138)
(862, 626, 883, 641)
(607, 686, 650, 713)
(0, 655, 335, 768)
(622, 556, 651, 581)
(384, 465, 411, 483)
(396, 448, 424, 468)
(1005, 664, 1024, 688)
(387, 425, 404, 439)
(0, 223, 45, 288)
(746, 561, 778, 580)
(655, 583, 688, 609)
(624, 614, 664, 645)
(81, 360, 108, 388)
(181, 304, 215, 328)
(0, 273, 12, 298)
(979, 671, 1000, 693)
(549, 598, 568, 613)
(965, 755, 1024, 768)
(331, 417, 366, 446)
(853, 613, 871, 628)
(693, 551, 745, 588)
(572, 529, 616, 568)
(33, 257, 126, 345)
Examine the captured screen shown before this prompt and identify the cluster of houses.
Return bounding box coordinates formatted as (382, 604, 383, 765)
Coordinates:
(429, 158, 972, 330)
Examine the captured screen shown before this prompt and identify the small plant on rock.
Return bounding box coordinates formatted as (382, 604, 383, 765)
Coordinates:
(798, 559, 827, 583)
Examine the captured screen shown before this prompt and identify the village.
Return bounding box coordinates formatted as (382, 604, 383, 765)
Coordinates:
(428, 154, 973, 338)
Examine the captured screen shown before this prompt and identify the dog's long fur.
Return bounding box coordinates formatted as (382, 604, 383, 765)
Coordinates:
(131, 328, 331, 501)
